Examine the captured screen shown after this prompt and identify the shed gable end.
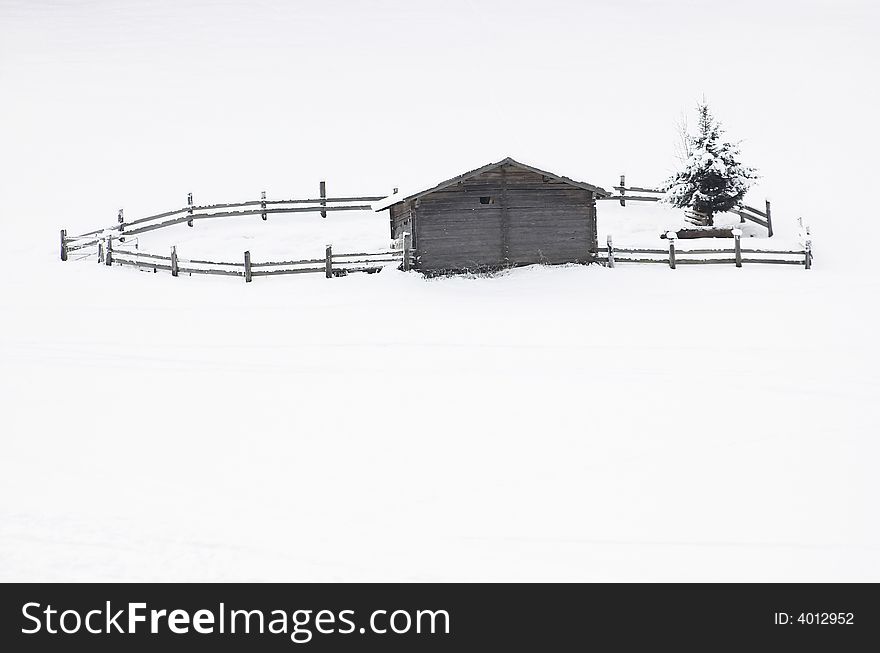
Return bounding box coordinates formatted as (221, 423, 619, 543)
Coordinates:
(413, 163, 597, 271)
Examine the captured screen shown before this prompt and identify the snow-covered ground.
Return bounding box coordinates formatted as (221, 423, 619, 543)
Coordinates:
(2, 0, 878, 582)
(1, 200, 878, 582)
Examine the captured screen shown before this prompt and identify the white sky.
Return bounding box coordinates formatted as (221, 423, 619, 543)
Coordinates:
(1, 0, 878, 243)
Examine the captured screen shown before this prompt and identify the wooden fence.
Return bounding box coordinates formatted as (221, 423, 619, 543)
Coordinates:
(58, 182, 421, 281)
(104, 234, 413, 282)
(599, 232, 811, 270)
(60, 182, 386, 262)
(60, 229, 105, 261)
(599, 174, 775, 237)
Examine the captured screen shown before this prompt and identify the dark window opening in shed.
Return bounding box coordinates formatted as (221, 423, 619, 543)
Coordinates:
(479, 196, 495, 205)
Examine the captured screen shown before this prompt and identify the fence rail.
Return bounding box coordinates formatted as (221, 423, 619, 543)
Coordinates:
(102, 232, 414, 282)
(599, 174, 775, 237)
(60, 182, 389, 262)
(598, 233, 811, 270)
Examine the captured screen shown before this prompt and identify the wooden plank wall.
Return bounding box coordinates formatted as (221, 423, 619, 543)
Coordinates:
(390, 203, 413, 240)
(411, 164, 596, 271)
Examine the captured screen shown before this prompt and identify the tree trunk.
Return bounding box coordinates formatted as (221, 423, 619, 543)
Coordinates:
(685, 208, 712, 227)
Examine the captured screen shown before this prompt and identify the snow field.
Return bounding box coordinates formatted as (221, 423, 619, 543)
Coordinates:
(1, 213, 877, 580)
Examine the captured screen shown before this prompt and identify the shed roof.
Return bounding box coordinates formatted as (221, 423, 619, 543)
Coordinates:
(373, 157, 610, 211)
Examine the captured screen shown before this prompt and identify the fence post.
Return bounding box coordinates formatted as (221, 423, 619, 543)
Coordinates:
(60, 229, 68, 261)
(187, 192, 194, 227)
(765, 199, 773, 238)
(619, 174, 626, 207)
(97, 241, 104, 264)
(320, 181, 327, 218)
(733, 229, 742, 268)
(325, 244, 333, 278)
(261, 190, 267, 221)
(606, 234, 614, 268)
(244, 250, 252, 282)
(171, 246, 179, 277)
(118, 208, 125, 232)
(804, 239, 812, 270)
(105, 236, 113, 266)
(402, 232, 412, 271)
(667, 232, 676, 269)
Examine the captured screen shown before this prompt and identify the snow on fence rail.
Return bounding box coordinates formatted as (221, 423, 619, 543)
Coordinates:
(59, 185, 418, 280)
(104, 234, 414, 282)
(599, 174, 774, 236)
(59, 182, 386, 261)
(599, 232, 812, 270)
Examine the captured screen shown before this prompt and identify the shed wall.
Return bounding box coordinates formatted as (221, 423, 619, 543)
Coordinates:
(389, 203, 413, 240)
(412, 164, 597, 271)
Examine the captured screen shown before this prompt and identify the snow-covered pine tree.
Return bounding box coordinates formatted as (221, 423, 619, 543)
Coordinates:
(662, 103, 758, 226)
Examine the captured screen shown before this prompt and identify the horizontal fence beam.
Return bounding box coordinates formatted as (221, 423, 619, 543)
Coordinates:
(332, 251, 402, 258)
(598, 195, 661, 202)
(114, 249, 171, 261)
(674, 258, 738, 265)
(113, 258, 173, 272)
(673, 248, 735, 255)
(597, 200, 772, 234)
(598, 254, 805, 266)
(122, 207, 191, 228)
(332, 266, 385, 274)
(176, 267, 244, 277)
(109, 244, 405, 279)
(250, 258, 325, 267)
(628, 195, 661, 202)
(597, 238, 807, 269)
(181, 258, 246, 267)
(613, 185, 662, 194)
(120, 196, 385, 229)
(595, 256, 667, 264)
(251, 267, 326, 277)
(740, 249, 803, 255)
(333, 257, 400, 265)
(605, 247, 805, 256)
(597, 179, 772, 238)
(197, 196, 384, 211)
(123, 204, 374, 236)
(69, 228, 108, 239)
(741, 204, 768, 218)
(113, 253, 250, 276)
(734, 211, 768, 228)
(66, 239, 102, 252)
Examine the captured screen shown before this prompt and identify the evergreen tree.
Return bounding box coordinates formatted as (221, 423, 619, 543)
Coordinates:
(662, 103, 758, 226)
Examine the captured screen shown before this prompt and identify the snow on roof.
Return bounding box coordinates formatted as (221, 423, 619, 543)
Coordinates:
(372, 157, 610, 211)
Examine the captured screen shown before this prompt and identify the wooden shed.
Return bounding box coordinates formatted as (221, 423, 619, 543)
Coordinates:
(375, 157, 609, 273)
